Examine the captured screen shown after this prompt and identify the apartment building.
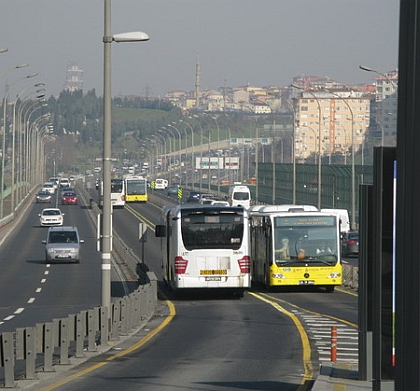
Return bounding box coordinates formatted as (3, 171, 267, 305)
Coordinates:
(293, 89, 371, 162)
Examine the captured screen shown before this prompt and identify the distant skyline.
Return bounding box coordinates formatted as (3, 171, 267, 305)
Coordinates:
(0, 1, 399, 99)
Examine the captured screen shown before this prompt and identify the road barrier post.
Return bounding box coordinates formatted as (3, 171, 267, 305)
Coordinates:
(331, 325, 337, 362)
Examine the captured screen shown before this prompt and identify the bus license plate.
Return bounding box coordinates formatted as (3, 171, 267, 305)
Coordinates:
(205, 276, 222, 281)
(200, 270, 227, 275)
(299, 280, 315, 285)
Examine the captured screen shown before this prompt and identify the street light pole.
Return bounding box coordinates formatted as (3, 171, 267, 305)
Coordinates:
(102, 0, 149, 315)
(168, 124, 182, 182)
(324, 89, 356, 230)
(1, 71, 37, 218)
(285, 98, 297, 204)
(180, 120, 195, 186)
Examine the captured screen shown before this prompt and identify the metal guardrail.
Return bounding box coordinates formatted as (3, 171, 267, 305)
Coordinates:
(342, 264, 358, 291)
(0, 182, 158, 387)
(0, 280, 157, 387)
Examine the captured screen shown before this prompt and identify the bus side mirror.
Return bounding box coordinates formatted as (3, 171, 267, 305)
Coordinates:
(155, 224, 167, 237)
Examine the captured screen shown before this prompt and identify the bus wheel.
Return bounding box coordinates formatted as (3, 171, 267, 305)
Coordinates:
(325, 286, 335, 293)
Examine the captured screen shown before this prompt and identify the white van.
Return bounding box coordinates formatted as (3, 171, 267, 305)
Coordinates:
(229, 185, 251, 208)
(321, 208, 350, 233)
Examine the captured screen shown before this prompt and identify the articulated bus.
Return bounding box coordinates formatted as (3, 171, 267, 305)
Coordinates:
(249, 205, 342, 292)
(155, 205, 251, 295)
(125, 176, 148, 202)
(98, 178, 125, 208)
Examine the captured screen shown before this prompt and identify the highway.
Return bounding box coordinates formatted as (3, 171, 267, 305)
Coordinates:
(0, 189, 102, 334)
(0, 186, 358, 390)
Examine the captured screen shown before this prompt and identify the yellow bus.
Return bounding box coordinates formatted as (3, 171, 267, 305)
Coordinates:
(125, 176, 148, 202)
(249, 205, 342, 292)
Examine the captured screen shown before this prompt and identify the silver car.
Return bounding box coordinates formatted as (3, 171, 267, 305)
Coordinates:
(42, 226, 84, 263)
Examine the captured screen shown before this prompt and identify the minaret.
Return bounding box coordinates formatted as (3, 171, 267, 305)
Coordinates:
(195, 55, 201, 109)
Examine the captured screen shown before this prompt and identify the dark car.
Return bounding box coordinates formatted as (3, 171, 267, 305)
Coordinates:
(167, 186, 179, 196)
(342, 231, 359, 257)
(36, 190, 52, 203)
(186, 191, 201, 203)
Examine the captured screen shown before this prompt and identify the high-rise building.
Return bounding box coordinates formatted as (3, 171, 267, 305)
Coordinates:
(293, 89, 371, 162)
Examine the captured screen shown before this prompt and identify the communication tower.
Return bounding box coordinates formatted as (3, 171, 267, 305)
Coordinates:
(64, 63, 84, 92)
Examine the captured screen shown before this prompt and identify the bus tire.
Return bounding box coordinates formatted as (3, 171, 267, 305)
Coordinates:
(325, 286, 335, 293)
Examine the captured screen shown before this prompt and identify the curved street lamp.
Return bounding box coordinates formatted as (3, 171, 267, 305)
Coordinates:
(0, 63, 29, 80)
(1, 72, 38, 217)
(102, 0, 150, 314)
(168, 124, 182, 177)
(324, 89, 356, 230)
(12, 87, 45, 211)
(179, 119, 195, 185)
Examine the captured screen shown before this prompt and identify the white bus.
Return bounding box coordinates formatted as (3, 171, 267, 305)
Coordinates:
(98, 178, 125, 208)
(155, 205, 251, 296)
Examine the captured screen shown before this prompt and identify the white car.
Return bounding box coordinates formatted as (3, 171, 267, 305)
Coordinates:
(39, 208, 64, 227)
(42, 182, 56, 195)
(59, 178, 71, 188)
(209, 200, 230, 206)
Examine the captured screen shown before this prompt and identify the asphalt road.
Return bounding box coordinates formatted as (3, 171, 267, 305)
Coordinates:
(0, 186, 359, 390)
(0, 189, 102, 333)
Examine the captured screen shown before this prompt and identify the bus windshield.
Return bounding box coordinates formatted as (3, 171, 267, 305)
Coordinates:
(273, 215, 338, 266)
(111, 179, 123, 193)
(181, 209, 244, 250)
(126, 180, 146, 195)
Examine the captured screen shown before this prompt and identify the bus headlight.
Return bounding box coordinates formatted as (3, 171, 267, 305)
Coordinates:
(328, 272, 341, 278)
(272, 273, 286, 279)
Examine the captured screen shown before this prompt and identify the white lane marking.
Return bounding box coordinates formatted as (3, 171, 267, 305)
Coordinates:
(3, 315, 15, 321)
(14, 308, 25, 314)
(41, 279, 47, 283)
(36, 288, 42, 293)
(27, 298, 35, 304)
(44, 270, 49, 275)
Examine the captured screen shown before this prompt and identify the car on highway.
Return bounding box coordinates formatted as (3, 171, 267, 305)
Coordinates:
(61, 191, 78, 205)
(42, 226, 84, 263)
(39, 208, 64, 227)
(36, 190, 52, 203)
(342, 231, 359, 257)
(167, 186, 179, 196)
(186, 190, 201, 203)
(209, 199, 230, 206)
(49, 177, 60, 189)
(42, 182, 56, 195)
(59, 177, 71, 188)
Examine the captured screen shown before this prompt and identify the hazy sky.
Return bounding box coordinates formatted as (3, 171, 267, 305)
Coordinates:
(0, 0, 399, 99)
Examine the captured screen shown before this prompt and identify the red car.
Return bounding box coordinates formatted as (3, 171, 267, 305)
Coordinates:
(61, 191, 78, 205)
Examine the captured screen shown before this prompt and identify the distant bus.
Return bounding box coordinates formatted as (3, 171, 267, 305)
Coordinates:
(155, 205, 251, 295)
(249, 205, 342, 292)
(125, 176, 148, 202)
(98, 178, 125, 208)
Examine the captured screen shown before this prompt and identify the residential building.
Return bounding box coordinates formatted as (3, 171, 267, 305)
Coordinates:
(293, 89, 371, 162)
